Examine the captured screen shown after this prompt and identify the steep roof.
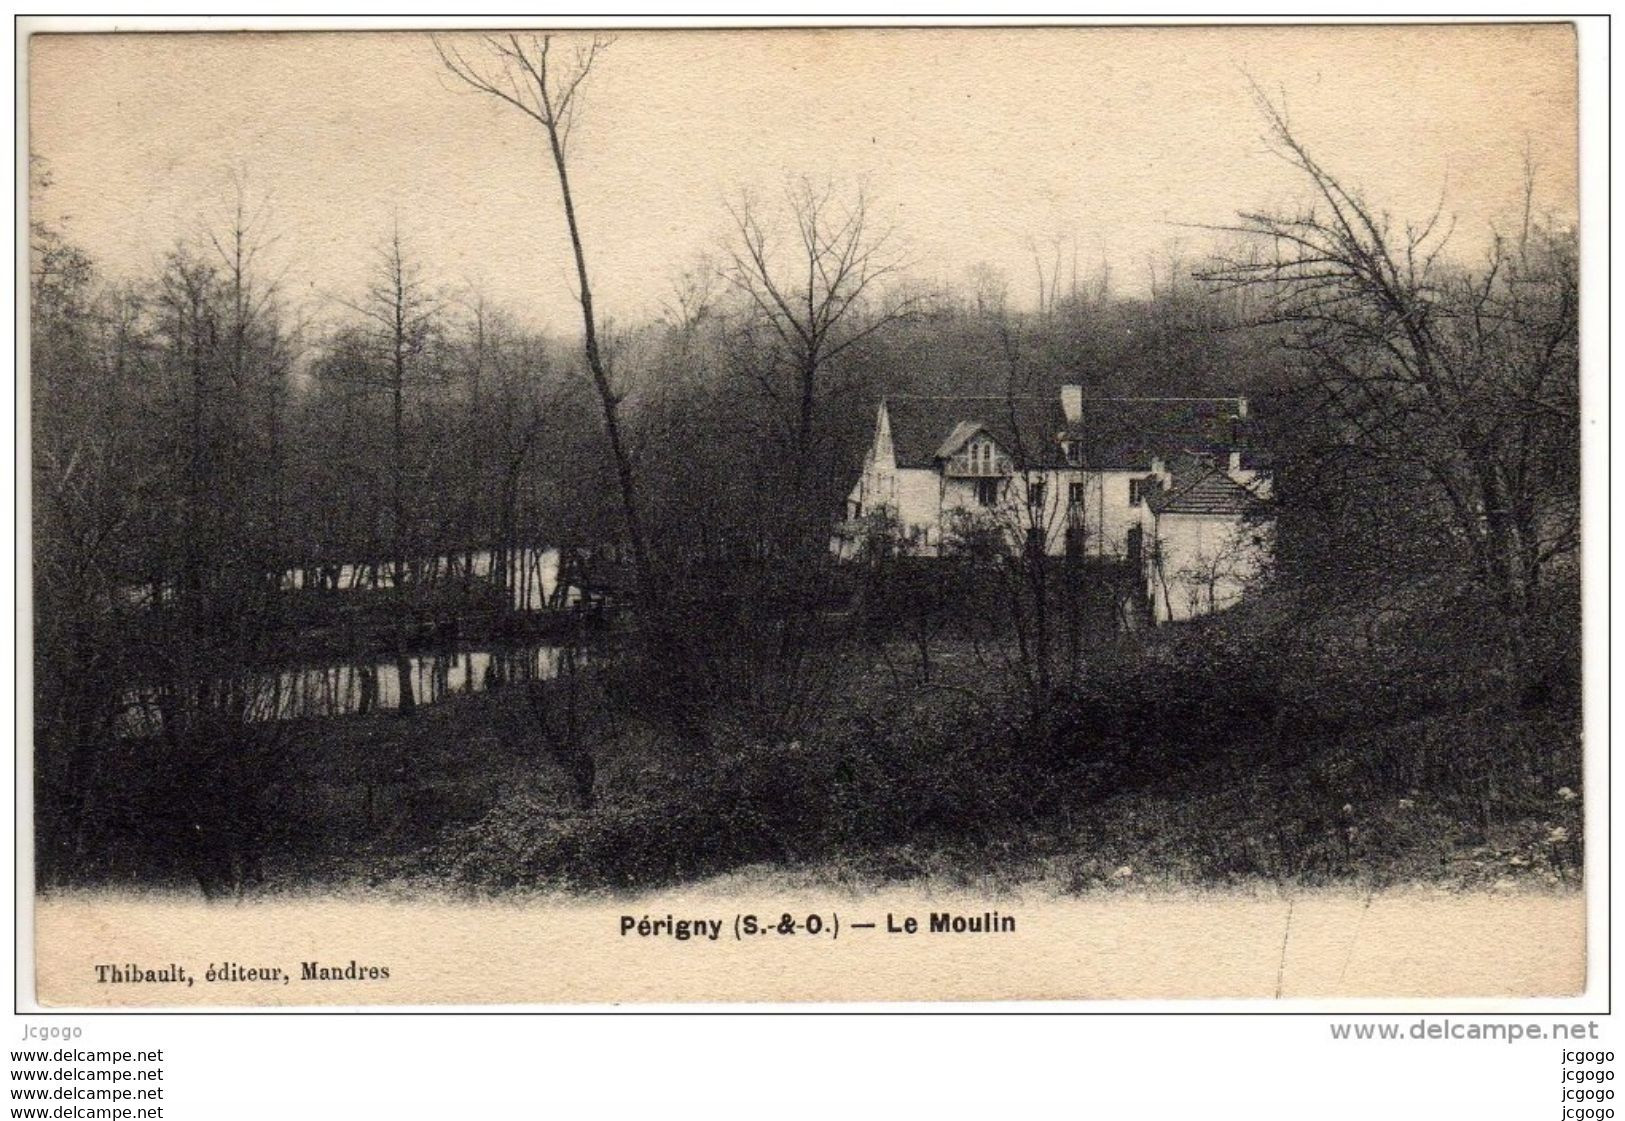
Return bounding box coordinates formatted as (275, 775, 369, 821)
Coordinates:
(882, 395, 1247, 471)
(885, 397, 1070, 469)
(1066, 398, 1244, 468)
(1146, 466, 1263, 516)
(933, 420, 988, 460)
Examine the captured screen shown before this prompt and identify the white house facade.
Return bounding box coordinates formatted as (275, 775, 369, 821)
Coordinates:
(836, 386, 1272, 623)
(1139, 453, 1274, 623)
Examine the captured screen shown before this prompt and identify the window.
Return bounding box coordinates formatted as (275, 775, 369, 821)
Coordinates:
(1028, 481, 1045, 510)
(976, 477, 999, 507)
(1128, 478, 1147, 506)
(1061, 440, 1082, 467)
(1068, 481, 1084, 507)
(977, 440, 994, 474)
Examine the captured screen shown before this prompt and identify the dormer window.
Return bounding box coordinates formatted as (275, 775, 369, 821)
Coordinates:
(944, 430, 1010, 478)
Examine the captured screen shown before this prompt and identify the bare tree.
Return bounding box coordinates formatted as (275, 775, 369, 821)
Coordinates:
(334, 223, 441, 590)
(964, 260, 1010, 319)
(993, 324, 1077, 710)
(207, 178, 297, 597)
(1199, 88, 1578, 687)
(722, 177, 921, 532)
(105, 206, 300, 898)
(1028, 230, 1083, 317)
(434, 34, 652, 602)
(30, 190, 139, 884)
(929, 321, 1087, 720)
(331, 223, 443, 711)
(437, 33, 726, 755)
(662, 256, 719, 333)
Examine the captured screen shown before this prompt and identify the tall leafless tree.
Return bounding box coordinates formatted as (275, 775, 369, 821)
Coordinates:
(436, 33, 722, 753)
(434, 34, 652, 601)
(332, 223, 442, 711)
(1199, 88, 1578, 687)
(722, 178, 921, 538)
(335, 223, 440, 591)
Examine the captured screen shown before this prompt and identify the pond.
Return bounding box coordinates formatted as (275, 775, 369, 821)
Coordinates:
(123, 546, 578, 613)
(117, 643, 575, 737)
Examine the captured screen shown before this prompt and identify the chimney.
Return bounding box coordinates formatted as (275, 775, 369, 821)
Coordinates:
(1229, 450, 1243, 475)
(1060, 384, 1083, 425)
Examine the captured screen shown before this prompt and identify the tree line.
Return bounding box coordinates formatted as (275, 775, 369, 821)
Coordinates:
(30, 38, 1579, 891)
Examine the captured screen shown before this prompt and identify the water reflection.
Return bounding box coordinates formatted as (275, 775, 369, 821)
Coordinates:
(124, 547, 576, 613)
(277, 547, 570, 612)
(118, 644, 570, 737)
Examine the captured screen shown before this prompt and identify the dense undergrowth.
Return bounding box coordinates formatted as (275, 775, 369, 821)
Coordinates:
(46, 574, 1581, 897)
(429, 576, 1582, 895)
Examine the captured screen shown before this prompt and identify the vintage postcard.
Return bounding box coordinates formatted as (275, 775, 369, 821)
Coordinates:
(23, 22, 1587, 1006)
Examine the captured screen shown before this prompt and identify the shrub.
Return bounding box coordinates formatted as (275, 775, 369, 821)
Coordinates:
(436, 574, 1581, 893)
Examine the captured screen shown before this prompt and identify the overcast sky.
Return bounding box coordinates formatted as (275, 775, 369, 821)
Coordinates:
(29, 25, 1576, 333)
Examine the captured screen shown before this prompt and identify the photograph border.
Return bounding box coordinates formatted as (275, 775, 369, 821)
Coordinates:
(12, 10, 1610, 1017)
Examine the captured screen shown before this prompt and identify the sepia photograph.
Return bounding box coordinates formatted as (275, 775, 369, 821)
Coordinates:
(22, 21, 1587, 1006)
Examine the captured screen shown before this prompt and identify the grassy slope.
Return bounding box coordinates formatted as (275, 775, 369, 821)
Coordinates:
(417, 579, 1581, 897)
(62, 579, 1582, 898)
